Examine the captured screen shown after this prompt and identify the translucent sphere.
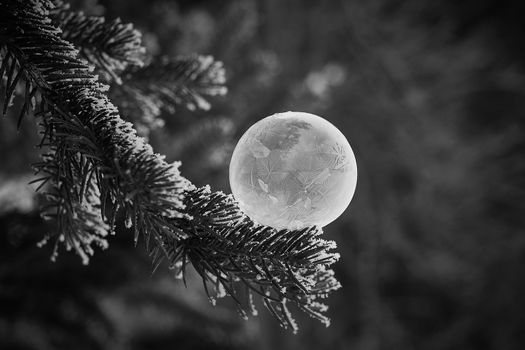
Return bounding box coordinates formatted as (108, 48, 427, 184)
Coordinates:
(229, 111, 357, 229)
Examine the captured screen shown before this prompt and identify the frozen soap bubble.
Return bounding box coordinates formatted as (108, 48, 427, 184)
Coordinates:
(229, 111, 357, 230)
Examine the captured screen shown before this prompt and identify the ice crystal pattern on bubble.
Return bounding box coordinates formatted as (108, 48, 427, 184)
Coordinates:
(230, 112, 357, 229)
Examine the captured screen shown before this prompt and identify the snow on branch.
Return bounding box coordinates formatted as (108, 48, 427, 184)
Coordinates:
(160, 187, 341, 332)
(0, 0, 341, 331)
(50, 0, 145, 83)
(0, 0, 191, 260)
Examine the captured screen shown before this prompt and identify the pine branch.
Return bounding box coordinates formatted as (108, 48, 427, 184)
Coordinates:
(0, 0, 191, 262)
(160, 187, 341, 332)
(34, 141, 110, 264)
(0, 0, 341, 331)
(49, 0, 145, 83)
(109, 55, 227, 137)
(123, 55, 227, 111)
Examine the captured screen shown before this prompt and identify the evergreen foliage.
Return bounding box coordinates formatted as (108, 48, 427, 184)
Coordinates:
(49, 0, 145, 83)
(0, 0, 340, 332)
(111, 55, 227, 137)
(0, 212, 253, 350)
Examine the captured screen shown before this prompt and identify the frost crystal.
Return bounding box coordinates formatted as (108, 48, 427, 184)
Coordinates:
(229, 111, 357, 230)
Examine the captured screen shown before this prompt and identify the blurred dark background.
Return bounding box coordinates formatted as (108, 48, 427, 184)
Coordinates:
(2, 0, 525, 349)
